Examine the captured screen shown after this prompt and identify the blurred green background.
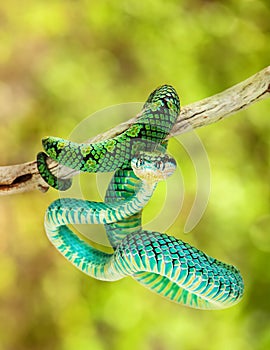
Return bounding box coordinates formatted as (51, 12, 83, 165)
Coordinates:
(0, 1, 270, 349)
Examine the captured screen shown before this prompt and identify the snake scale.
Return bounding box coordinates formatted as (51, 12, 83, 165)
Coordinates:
(38, 85, 244, 309)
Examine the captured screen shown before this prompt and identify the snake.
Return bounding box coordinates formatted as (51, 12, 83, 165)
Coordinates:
(39, 85, 244, 309)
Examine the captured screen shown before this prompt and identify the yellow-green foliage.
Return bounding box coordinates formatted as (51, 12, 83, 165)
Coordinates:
(0, 1, 270, 349)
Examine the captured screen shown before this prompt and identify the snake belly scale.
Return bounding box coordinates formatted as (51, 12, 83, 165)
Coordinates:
(39, 85, 244, 309)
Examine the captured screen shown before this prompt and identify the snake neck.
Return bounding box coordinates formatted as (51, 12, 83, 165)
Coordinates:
(108, 179, 156, 220)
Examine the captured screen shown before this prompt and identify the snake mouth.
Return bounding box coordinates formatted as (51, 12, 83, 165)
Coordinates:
(132, 166, 175, 184)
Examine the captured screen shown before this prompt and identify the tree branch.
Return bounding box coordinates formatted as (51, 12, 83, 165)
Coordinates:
(1, 66, 269, 195)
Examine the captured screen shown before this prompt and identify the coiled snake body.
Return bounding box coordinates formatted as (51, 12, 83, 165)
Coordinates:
(38, 85, 244, 309)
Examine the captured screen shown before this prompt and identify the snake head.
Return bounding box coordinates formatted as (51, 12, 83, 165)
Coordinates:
(131, 151, 176, 183)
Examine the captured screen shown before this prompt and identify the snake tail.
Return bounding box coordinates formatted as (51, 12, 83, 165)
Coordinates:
(37, 152, 72, 191)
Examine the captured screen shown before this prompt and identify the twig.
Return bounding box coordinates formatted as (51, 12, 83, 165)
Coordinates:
(0, 66, 269, 195)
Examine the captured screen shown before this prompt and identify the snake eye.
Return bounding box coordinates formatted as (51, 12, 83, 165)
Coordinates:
(136, 158, 144, 168)
(155, 160, 163, 170)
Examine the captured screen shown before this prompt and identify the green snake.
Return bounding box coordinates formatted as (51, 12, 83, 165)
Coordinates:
(38, 85, 244, 309)
(37, 85, 179, 190)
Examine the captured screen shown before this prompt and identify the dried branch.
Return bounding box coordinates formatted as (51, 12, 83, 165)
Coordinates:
(1, 66, 269, 195)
